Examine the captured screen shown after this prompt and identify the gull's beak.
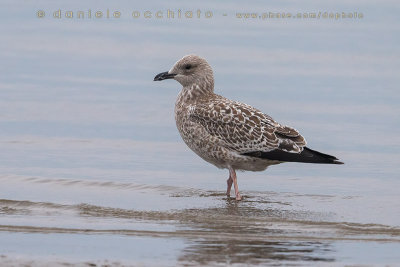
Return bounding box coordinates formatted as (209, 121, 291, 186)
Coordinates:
(154, 71, 176, 81)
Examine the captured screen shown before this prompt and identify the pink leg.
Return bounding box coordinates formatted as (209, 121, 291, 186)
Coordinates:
(226, 176, 233, 197)
(229, 167, 242, 201)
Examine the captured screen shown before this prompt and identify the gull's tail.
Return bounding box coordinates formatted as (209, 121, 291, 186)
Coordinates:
(243, 147, 344, 164)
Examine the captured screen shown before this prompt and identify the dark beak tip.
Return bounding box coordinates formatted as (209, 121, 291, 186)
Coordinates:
(154, 71, 176, 81)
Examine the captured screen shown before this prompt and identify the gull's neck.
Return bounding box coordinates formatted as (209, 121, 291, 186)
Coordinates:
(179, 81, 214, 103)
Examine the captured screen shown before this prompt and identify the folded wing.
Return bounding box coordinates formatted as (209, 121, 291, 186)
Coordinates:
(188, 96, 306, 155)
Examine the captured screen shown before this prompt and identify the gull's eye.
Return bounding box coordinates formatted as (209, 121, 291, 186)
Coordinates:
(185, 64, 192, 70)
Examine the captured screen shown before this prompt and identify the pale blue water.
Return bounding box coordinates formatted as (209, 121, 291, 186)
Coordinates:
(1, 0, 399, 266)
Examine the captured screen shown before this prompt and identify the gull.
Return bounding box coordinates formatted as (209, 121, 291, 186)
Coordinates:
(154, 55, 343, 200)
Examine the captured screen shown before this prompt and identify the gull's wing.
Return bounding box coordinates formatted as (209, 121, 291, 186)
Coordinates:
(189, 96, 306, 154)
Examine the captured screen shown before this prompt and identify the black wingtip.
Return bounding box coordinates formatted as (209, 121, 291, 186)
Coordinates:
(324, 153, 344, 164)
(242, 147, 344, 165)
(303, 147, 344, 164)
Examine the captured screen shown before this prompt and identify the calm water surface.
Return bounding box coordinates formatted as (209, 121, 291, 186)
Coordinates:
(1, 0, 399, 266)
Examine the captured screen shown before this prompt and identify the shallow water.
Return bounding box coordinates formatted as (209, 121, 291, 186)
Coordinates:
(1, 138, 400, 266)
(1, 0, 400, 266)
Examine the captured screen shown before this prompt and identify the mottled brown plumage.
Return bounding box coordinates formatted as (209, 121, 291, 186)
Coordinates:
(154, 55, 343, 200)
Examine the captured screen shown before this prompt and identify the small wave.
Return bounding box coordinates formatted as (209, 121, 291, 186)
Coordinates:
(0, 174, 201, 195)
(1, 199, 399, 242)
(0, 223, 398, 243)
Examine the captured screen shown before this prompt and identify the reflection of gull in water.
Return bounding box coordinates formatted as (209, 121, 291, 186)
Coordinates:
(154, 55, 343, 200)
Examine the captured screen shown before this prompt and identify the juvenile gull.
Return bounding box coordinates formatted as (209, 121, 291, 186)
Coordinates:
(154, 55, 343, 200)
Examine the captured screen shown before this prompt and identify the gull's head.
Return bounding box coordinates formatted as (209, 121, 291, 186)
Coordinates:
(154, 55, 214, 89)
